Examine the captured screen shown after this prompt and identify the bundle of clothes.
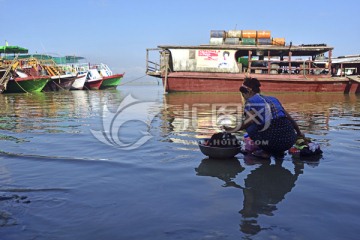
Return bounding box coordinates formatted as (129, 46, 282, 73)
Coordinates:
(288, 137, 323, 157)
(203, 132, 240, 148)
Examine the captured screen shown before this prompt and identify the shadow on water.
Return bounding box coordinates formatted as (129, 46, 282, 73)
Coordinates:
(195, 155, 321, 236)
(195, 157, 245, 188)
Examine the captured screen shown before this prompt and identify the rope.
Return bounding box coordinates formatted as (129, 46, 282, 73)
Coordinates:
(49, 77, 65, 91)
(13, 78, 29, 93)
(118, 75, 147, 86)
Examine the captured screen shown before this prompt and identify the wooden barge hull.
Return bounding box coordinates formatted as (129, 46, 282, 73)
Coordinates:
(162, 72, 360, 93)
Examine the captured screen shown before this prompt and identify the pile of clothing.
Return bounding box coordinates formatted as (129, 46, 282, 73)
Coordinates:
(289, 137, 323, 157)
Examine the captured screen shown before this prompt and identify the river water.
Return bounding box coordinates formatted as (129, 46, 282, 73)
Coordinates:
(0, 84, 360, 240)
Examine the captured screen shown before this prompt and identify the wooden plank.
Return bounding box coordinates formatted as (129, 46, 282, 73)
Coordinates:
(347, 75, 360, 83)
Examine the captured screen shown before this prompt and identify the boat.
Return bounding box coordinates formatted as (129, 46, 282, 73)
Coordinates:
(40, 60, 77, 92)
(1, 56, 76, 92)
(100, 73, 123, 89)
(59, 63, 87, 90)
(70, 72, 87, 90)
(146, 29, 360, 93)
(3, 70, 49, 93)
(42, 73, 77, 92)
(0, 45, 28, 93)
(83, 69, 103, 90)
(0, 55, 49, 93)
(94, 63, 124, 89)
(58, 59, 89, 90)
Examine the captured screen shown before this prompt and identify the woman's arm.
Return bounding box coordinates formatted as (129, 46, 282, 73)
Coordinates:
(223, 111, 255, 133)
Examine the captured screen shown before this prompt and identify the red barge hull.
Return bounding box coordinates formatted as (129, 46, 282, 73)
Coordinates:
(162, 72, 360, 93)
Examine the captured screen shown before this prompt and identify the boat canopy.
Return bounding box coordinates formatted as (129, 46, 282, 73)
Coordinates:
(0, 45, 28, 54)
(1, 54, 85, 64)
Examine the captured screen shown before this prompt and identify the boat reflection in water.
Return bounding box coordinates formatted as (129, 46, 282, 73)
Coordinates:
(163, 92, 244, 143)
(0, 89, 125, 134)
(163, 92, 360, 142)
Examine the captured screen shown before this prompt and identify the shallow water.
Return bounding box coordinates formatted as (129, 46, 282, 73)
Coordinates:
(1, 85, 360, 240)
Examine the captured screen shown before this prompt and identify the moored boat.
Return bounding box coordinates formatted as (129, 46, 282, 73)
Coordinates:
(99, 74, 124, 89)
(4, 70, 49, 93)
(0, 49, 24, 93)
(60, 62, 88, 90)
(71, 72, 87, 90)
(42, 74, 77, 92)
(39, 61, 77, 92)
(0, 54, 50, 93)
(94, 63, 124, 89)
(146, 29, 360, 93)
(5, 76, 49, 93)
(83, 69, 103, 90)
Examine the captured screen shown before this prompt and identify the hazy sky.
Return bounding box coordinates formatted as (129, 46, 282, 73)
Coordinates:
(2, 0, 359, 82)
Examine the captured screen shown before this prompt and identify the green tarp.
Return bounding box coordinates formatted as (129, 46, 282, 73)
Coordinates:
(1, 54, 85, 64)
(0, 45, 29, 54)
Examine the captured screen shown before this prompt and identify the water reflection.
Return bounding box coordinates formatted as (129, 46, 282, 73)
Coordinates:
(239, 158, 305, 235)
(274, 93, 360, 133)
(163, 92, 243, 140)
(195, 158, 245, 188)
(162, 92, 360, 143)
(194, 155, 322, 236)
(173, 92, 355, 236)
(0, 89, 125, 134)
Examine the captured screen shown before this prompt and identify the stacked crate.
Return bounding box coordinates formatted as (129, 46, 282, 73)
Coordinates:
(256, 30, 272, 45)
(225, 30, 242, 45)
(209, 30, 285, 46)
(272, 38, 286, 46)
(209, 30, 226, 45)
(241, 30, 257, 45)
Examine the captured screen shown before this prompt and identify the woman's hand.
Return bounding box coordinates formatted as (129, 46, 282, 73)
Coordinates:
(297, 132, 305, 138)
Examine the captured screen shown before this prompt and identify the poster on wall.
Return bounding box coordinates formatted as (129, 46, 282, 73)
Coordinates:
(196, 50, 235, 68)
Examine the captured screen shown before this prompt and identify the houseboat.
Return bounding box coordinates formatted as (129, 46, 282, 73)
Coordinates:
(146, 30, 360, 93)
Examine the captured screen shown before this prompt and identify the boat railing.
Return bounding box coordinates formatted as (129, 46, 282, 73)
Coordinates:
(62, 63, 90, 74)
(37, 58, 67, 76)
(146, 48, 162, 77)
(246, 58, 331, 75)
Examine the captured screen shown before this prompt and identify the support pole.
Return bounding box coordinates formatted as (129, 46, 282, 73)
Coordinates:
(328, 50, 332, 76)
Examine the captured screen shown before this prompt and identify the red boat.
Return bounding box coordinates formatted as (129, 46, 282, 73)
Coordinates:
(146, 29, 360, 93)
(84, 79, 103, 90)
(83, 69, 103, 90)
